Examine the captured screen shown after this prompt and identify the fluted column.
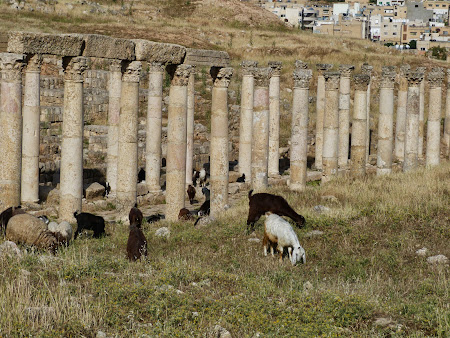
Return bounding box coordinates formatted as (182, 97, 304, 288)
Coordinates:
(315, 63, 332, 170)
(426, 68, 444, 167)
(251, 67, 271, 190)
(268, 61, 282, 177)
(351, 74, 370, 177)
(185, 66, 196, 185)
(0, 53, 25, 208)
(417, 67, 426, 159)
(361, 63, 373, 162)
(290, 65, 312, 191)
(239, 60, 257, 182)
(146, 62, 165, 192)
(322, 72, 340, 183)
(165, 65, 192, 222)
(403, 71, 424, 172)
(338, 64, 354, 169)
(59, 57, 88, 222)
(106, 59, 122, 196)
(210, 67, 233, 217)
(394, 64, 410, 162)
(21, 54, 43, 203)
(117, 61, 142, 210)
(377, 66, 396, 175)
(445, 69, 450, 159)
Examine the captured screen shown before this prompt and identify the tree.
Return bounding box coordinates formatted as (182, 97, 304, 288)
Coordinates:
(428, 46, 447, 60)
(409, 40, 417, 49)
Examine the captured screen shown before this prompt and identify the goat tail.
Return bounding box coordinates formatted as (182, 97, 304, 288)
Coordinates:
(248, 189, 254, 199)
(194, 217, 202, 227)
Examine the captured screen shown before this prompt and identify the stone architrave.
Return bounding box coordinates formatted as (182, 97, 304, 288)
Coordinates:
(315, 63, 332, 170)
(185, 65, 196, 185)
(403, 71, 424, 172)
(445, 69, 450, 159)
(0, 53, 25, 208)
(116, 61, 142, 210)
(251, 67, 272, 190)
(426, 69, 444, 167)
(394, 64, 410, 162)
(377, 66, 396, 175)
(417, 67, 426, 159)
(210, 67, 233, 217)
(268, 61, 282, 178)
(338, 64, 354, 169)
(59, 57, 88, 222)
(322, 71, 340, 183)
(146, 62, 165, 192)
(361, 63, 373, 162)
(238, 60, 258, 182)
(290, 66, 312, 191)
(351, 74, 370, 177)
(106, 59, 122, 196)
(21, 54, 43, 203)
(165, 65, 192, 222)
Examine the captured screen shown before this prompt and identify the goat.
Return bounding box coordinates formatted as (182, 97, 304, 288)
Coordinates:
(179, 208, 195, 221)
(0, 206, 25, 234)
(197, 186, 210, 217)
(199, 168, 207, 187)
(264, 213, 306, 265)
(138, 168, 146, 183)
(127, 223, 147, 261)
(145, 214, 164, 223)
(129, 205, 143, 228)
(247, 190, 305, 233)
(192, 170, 200, 187)
(104, 182, 111, 197)
(37, 215, 50, 225)
(73, 211, 105, 239)
(201, 186, 210, 200)
(187, 185, 196, 205)
(236, 173, 246, 183)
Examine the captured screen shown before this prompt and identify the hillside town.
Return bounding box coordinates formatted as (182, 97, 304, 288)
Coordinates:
(247, 0, 450, 53)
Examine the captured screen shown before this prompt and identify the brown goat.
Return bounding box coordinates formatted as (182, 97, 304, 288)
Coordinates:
(126, 224, 148, 261)
(129, 205, 143, 228)
(178, 208, 194, 221)
(187, 185, 196, 205)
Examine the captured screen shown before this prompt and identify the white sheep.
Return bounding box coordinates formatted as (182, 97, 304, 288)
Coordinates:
(263, 213, 306, 265)
(47, 221, 73, 244)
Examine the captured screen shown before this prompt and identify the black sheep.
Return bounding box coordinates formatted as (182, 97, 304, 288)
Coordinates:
(73, 211, 106, 239)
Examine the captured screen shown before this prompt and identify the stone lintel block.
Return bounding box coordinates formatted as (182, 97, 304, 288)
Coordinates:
(78, 34, 136, 60)
(8, 31, 84, 56)
(133, 39, 185, 64)
(184, 48, 230, 68)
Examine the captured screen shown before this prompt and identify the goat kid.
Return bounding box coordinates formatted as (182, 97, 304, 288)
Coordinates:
(126, 206, 147, 261)
(73, 211, 106, 239)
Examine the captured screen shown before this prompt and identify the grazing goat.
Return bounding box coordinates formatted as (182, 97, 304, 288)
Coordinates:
(187, 185, 196, 205)
(199, 168, 207, 187)
(0, 206, 25, 234)
(236, 173, 246, 183)
(179, 208, 194, 221)
(145, 214, 164, 223)
(247, 190, 305, 233)
(129, 205, 143, 228)
(73, 211, 105, 239)
(127, 224, 147, 261)
(264, 213, 306, 265)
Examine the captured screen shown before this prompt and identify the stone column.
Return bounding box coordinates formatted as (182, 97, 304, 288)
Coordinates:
(251, 67, 271, 190)
(165, 65, 192, 222)
(0, 53, 25, 208)
(445, 69, 450, 159)
(290, 66, 312, 191)
(417, 67, 426, 159)
(322, 72, 340, 183)
(350, 74, 370, 177)
(185, 66, 196, 186)
(403, 71, 424, 172)
(210, 67, 233, 217)
(315, 63, 332, 170)
(394, 64, 410, 162)
(106, 59, 122, 196)
(21, 54, 43, 204)
(116, 61, 142, 210)
(268, 61, 282, 177)
(338, 64, 354, 169)
(426, 68, 444, 167)
(361, 63, 373, 162)
(238, 60, 257, 182)
(59, 57, 88, 222)
(377, 66, 396, 175)
(146, 62, 165, 192)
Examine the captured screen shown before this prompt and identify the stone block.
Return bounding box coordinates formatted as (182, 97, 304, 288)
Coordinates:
(8, 31, 84, 56)
(85, 182, 105, 201)
(76, 34, 135, 60)
(137, 182, 150, 196)
(133, 39, 185, 64)
(184, 48, 230, 67)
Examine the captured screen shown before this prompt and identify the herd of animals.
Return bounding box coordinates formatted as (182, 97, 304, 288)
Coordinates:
(0, 169, 306, 266)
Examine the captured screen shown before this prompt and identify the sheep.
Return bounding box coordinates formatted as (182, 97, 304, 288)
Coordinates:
(263, 213, 306, 265)
(247, 190, 305, 233)
(0, 206, 25, 234)
(187, 185, 196, 205)
(73, 211, 105, 239)
(199, 168, 207, 187)
(129, 205, 143, 228)
(47, 221, 73, 244)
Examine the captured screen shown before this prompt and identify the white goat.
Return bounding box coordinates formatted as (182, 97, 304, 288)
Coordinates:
(263, 213, 306, 265)
(199, 169, 207, 187)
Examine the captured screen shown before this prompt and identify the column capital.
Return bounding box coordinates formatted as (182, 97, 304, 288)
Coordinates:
(268, 61, 282, 76)
(149, 61, 166, 73)
(294, 60, 308, 69)
(361, 63, 373, 76)
(122, 61, 142, 83)
(254, 67, 272, 87)
(316, 63, 332, 74)
(407, 71, 424, 86)
(0, 53, 26, 82)
(354, 74, 370, 91)
(211, 67, 233, 88)
(399, 64, 410, 77)
(428, 70, 444, 88)
(25, 54, 43, 72)
(293, 69, 312, 88)
(109, 59, 122, 73)
(339, 64, 354, 77)
(324, 71, 340, 90)
(241, 60, 258, 76)
(63, 56, 88, 82)
(169, 64, 193, 86)
(380, 66, 396, 89)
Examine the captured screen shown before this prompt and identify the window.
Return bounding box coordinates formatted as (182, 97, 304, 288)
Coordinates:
(394, 25, 397, 27)
(384, 32, 388, 35)
(393, 32, 397, 35)
(415, 4, 418, 7)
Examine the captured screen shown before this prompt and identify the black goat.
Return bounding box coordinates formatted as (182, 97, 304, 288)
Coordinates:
(0, 206, 25, 234)
(236, 173, 246, 183)
(73, 211, 106, 239)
